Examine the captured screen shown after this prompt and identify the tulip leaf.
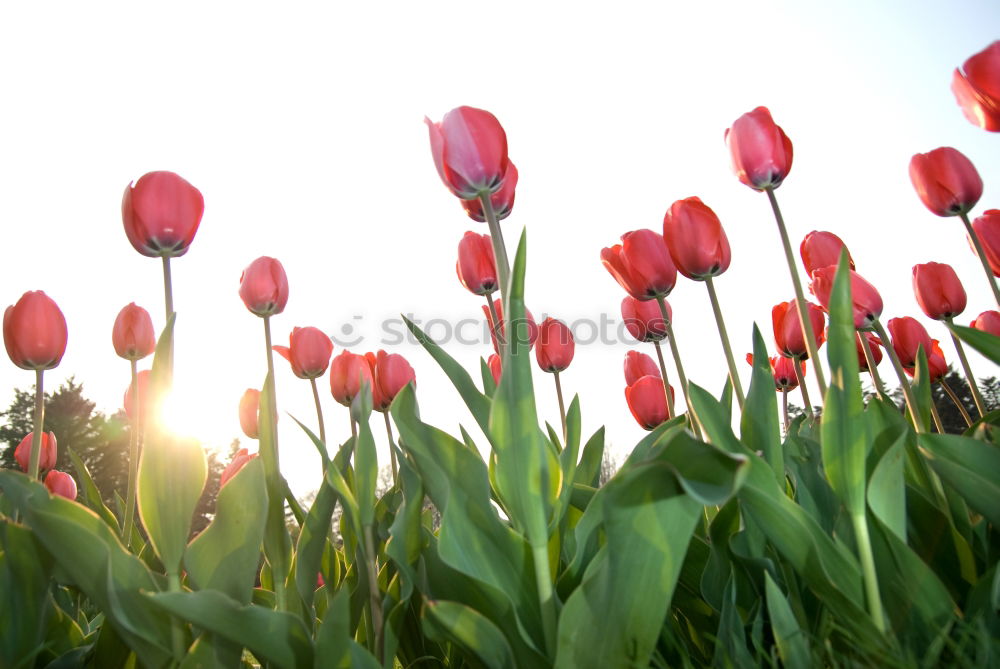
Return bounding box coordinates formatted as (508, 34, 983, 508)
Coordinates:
(918, 433, 1000, 526)
(573, 426, 605, 489)
(947, 322, 1000, 365)
(866, 428, 907, 543)
(764, 572, 811, 669)
(350, 383, 377, 527)
(148, 590, 313, 669)
(909, 348, 933, 436)
(481, 357, 498, 398)
(741, 324, 783, 482)
(67, 447, 120, 532)
(422, 600, 517, 669)
(185, 456, 267, 604)
(0, 520, 53, 669)
(292, 468, 338, 620)
(258, 370, 292, 605)
(315, 588, 381, 669)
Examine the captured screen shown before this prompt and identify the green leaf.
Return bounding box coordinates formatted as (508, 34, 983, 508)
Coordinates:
(910, 347, 933, 435)
(764, 572, 811, 669)
(314, 588, 381, 669)
(947, 322, 1000, 365)
(918, 433, 1000, 526)
(66, 448, 119, 531)
(351, 383, 378, 528)
(866, 433, 907, 542)
(292, 470, 337, 620)
(820, 251, 868, 517)
(550, 395, 582, 530)
(258, 370, 291, 602)
(0, 520, 52, 668)
(741, 325, 783, 482)
(481, 357, 498, 398)
(573, 427, 605, 489)
(422, 600, 517, 669)
(185, 456, 267, 604)
(148, 590, 313, 669)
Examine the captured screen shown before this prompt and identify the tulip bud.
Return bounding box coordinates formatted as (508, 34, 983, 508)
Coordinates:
(483, 299, 539, 352)
(329, 351, 374, 407)
(220, 448, 258, 488)
(239, 257, 289, 317)
(621, 296, 668, 343)
(951, 41, 1000, 132)
(535, 318, 575, 373)
(912, 262, 967, 321)
(800, 231, 855, 277)
(273, 327, 334, 379)
(44, 470, 77, 500)
(970, 210, 1000, 276)
(122, 171, 204, 258)
(662, 197, 732, 280)
(462, 162, 518, 222)
(909, 147, 983, 217)
(4, 291, 68, 371)
(903, 339, 948, 383)
(855, 333, 883, 372)
(887, 317, 934, 369)
(810, 266, 883, 331)
(625, 375, 672, 430)
(124, 370, 152, 423)
(601, 230, 678, 300)
(456, 232, 499, 296)
(724, 106, 794, 191)
(14, 431, 57, 472)
(112, 303, 156, 361)
(624, 350, 660, 387)
(426, 106, 509, 199)
(238, 389, 261, 439)
(971, 310, 1000, 336)
(368, 350, 416, 411)
(772, 300, 825, 359)
(487, 354, 502, 386)
(747, 353, 802, 391)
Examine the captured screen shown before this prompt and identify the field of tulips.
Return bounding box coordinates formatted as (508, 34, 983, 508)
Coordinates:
(3, 39, 1000, 669)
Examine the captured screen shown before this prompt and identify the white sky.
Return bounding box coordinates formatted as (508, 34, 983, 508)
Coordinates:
(1, 0, 998, 496)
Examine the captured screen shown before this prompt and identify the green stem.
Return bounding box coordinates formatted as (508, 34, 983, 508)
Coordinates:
(652, 340, 674, 419)
(872, 321, 926, 433)
(764, 187, 828, 397)
(532, 543, 557, 658)
(480, 194, 511, 314)
(350, 414, 358, 440)
(309, 377, 328, 462)
(858, 333, 888, 401)
(704, 277, 745, 410)
(364, 525, 384, 663)
(27, 370, 45, 481)
(658, 297, 700, 437)
(168, 571, 186, 661)
(792, 359, 813, 420)
(123, 360, 140, 547)
(384, 411, 398, 486)
(930, 401, 945, 433)
(553, 371, 568, 443)
(945, 319, 987, 418)
(851, 513, 886, 634)
(161, 256, 175, 323)
(782, 387, 790, 433)
(940, 379, 973, 427)
(485, 292, 505, 349)
(959, 211, 1000, 307)
(263, 316, 288, 611)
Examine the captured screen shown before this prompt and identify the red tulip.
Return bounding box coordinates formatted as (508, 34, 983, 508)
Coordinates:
(535, 318, 575, 373)
(772, 300, 825, 359)
(329, 351, 374, 406)
(239, 257, 289, 317)
(462, 162, 518, 222)
(909, 147, 983, 217)
(621, 296, 668, 343)
(887, 317, 934, 369)
(800, 231, 855, 277)
(4, 291, 68, 370)
(970, 210, 1000, 276)
(220, 448, 258, 488)
(483, 299, 538, 351)
(855, 333, 883, 372)
(662, 197, 732, 280)
(239, 389, 261, 440)
(426, 106, 509, 199)
(122, 171, 204, 258)
(912, 262, 967, 321)
(625, 375, 672, 430)
(112, 303, 156, 361)
(456, 232, 498, 296)
(44, 470, 77, 500)
(366, 350, 416, 411)
(747, 353, 802, 391)
(600, 229, 677, 300)
(903, 339, 948, 383)
(14, 431, 57, 472)
(810, 266, 883, 330)
(724, 106, 794, 191)
(273, 327, 334, 379)
(624, 350, 660, 387)
(487, 354, 502, 386)
(952, 41, 1000, 131)
(971, 310, 1000, 335)
(124, 370, 152, 422)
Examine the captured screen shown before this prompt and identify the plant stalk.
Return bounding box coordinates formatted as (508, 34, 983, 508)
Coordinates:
(656, 298, 692, 415)
(161, 256, 175, 323)
(851, 513, 886, 634)
(930, 401, 945, 433)
(263, 315, 288, 611)
(384, 411, 398, 485)
(704, 277, 745, 410)
(167, 571, 186, 661)
(309, 377, 328, 458)
(485, 292, 505, 349)
(532, 543, 557, 658)
(945, 319, 986, 417)
(553, 371, 568, 443)
(872, 321, 926, 433)
(480, 194, 511, 314)
(652, 340, 674, 419)
(764, 186, 828, 396)
(123, 360, 140, 546)
(959, 211, 1000, 306)
(28, 370, 45, 481)
(782, 387, 790, 433)
(857, 333, 888, 402)
(940, 379, 973, 427)
(792, 359, 813, 420)
(364, 525, 384, 663)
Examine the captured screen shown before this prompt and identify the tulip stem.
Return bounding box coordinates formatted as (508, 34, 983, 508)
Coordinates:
(792, 359, 813, 420)
(959, 212, 1000, 307)
(930, 401, 945, 433)
(532, 543, 557, 658)
(858, 334, 888, 401)
(480, 194, 511, 313)
(485, 293, 505, 349)
(364, 524, 384, 663)
(309, 378, 328, 459)
(161, 256, 175, 322)
(262, 315, 288, 612)
(704, 277, 745, 410)
(764, 187, 828, 397)
(940, 379, 973, 427)
(123, 360, 140, 548)
(553, 371, 568, 443)
(782, 388, 790, 433)
(872, 321, 926, 433)
(384, 411, 398, 486)
(945, 319, 987, 418)
(28, 370, 45, 481)
(350, 415, 358, 441)
(657, 297, 700, 437)
(652, 340, 674, 419)
(167, 571, 186, 661)
(851, 512, 887, 634)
